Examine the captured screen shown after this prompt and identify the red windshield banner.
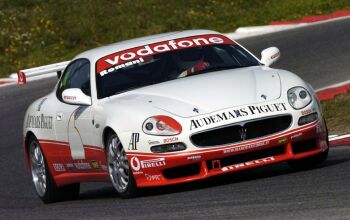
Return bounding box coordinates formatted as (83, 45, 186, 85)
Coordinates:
(96, 34, 235, 75)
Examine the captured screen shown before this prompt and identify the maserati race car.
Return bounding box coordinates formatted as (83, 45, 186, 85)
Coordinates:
(23, 30, 329, 203)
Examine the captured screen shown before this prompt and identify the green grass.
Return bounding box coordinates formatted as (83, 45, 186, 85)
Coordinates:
(322, 92, 350, 135)
(0, 0, 350, 77)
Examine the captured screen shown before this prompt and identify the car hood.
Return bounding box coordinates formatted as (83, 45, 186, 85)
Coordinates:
(112, 66, 281, 118)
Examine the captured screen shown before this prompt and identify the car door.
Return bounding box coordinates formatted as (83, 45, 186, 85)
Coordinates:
(54, 59, 93, 160)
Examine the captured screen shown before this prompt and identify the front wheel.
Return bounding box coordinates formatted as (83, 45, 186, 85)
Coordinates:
(28, 136, 80, 203)
(106, 133, 137, 198)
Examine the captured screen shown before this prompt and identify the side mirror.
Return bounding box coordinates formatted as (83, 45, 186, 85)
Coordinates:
(62, 88, 92, 105)
(260, 47, 280, 67)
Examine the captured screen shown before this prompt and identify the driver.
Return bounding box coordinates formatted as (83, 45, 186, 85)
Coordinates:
(175, 47, 210, 78)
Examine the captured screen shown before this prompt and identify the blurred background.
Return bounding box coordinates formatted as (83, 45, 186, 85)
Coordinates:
(1, 0, 349, 77)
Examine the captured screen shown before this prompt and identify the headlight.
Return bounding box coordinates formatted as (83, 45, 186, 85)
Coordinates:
(143, 115, 182, 136)
(287, 87, 312, 109)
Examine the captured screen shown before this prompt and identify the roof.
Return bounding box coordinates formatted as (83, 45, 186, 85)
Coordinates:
(74, 29, 222, 63)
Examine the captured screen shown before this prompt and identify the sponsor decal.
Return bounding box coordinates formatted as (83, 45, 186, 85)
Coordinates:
(187, 155, 202, 161)
(74, 162, 92, 170)
(26, 114, 53, 129)
(148, 140, 160, 145)
(53, 163, 65, 172)
(190, 103, 287, 130)
(141, 158, 166, 169)
(130, 157, 142, 174)
(101, 164, 108, 171)
(63, 95, 77, 101)
(90, 160, 100, 170)
(130, 157, 166, 172)
(278, 137, 288, 144)
(145, 174, 161, 181)
(221, 156, 275, 172)
(67, 162, 92, 171)
(291, 133, 303, 140)
(96, 34, 234, 75)
(66, 163, 75, 171)
(316, 124, 322, 133)
(36, 97, 47, 111)
(163, 137, 178, 144)
(100, 57, 144, 77)
(301, 107, 316, 116)
(223, 140, 269, 154)
(128, 133, 139, 150)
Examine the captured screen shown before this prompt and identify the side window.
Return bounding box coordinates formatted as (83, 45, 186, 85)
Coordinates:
(57, 59, 91, 101)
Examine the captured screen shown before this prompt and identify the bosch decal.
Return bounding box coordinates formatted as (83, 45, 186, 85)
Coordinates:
(163, 137, 179, 143)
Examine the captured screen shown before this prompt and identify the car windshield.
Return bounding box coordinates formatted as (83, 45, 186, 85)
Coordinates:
(95, 37, 260, 99)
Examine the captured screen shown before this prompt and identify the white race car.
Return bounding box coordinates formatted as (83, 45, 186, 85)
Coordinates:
(23, 30, 329, 203)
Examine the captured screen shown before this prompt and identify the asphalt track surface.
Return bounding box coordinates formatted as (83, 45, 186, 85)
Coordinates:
(1, 17, 350, 220)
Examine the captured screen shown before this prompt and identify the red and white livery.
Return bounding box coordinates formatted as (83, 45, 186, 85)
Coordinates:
(23, 30, 329, 203)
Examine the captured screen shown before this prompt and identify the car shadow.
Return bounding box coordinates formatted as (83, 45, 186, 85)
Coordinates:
(78, 157, 349, 201)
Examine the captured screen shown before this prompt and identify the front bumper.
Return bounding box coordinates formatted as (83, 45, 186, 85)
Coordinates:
(126, 120, 328, 188)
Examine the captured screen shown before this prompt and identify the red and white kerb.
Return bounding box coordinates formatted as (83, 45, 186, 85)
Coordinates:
(96, 34, 235, 75)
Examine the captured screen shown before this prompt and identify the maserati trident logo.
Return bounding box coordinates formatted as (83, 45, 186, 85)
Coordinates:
(239, 127, 247, 140)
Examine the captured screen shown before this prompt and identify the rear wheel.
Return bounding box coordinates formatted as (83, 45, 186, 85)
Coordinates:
(106, 133, 137, 198)
(28, 136, 80, 203)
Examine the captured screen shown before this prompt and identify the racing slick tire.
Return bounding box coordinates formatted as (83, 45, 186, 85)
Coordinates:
(28, 136, 80, 203)
(106, 132, 137, 198)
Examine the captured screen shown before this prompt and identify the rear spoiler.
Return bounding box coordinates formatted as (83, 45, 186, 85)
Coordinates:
(11, 61, 70, 85)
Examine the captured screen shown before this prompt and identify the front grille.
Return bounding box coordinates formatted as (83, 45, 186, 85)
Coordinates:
(191, 115, 292, 147)
(207, 145, 285, 171)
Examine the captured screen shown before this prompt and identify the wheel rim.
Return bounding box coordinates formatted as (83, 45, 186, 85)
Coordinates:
(29, 141, 47, 197)
(107, 135, 130, 193)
